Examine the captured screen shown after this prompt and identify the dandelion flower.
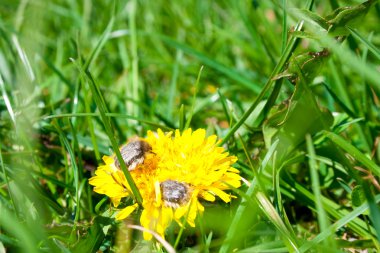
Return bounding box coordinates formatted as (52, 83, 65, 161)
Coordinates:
(89, 128, 241, 240)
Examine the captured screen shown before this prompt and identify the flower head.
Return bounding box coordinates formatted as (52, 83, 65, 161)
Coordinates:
(89, 128, 241, 240)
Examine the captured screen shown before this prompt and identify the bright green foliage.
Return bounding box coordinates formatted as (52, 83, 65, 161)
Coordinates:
(1, 0, 380, 252)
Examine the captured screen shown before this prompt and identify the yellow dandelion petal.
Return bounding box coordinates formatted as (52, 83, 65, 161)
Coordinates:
(174, 195, 200, 227)
(89, 161, 129, 206)
(110, 197, 121, 207)
(228, 167, 240, 173)
(140, 208, 154, 240)
(191, 128, 206, 147)
(141, 205, 173, 240)
(158, 207, 173, 234)
(208, 187, 233, 203)
(222, 173, 242, 188)
(199, 190, 216, 202)
(154, 181, 162, 207)
(197, 200, 205, 213)
(115, 203, 138, 220)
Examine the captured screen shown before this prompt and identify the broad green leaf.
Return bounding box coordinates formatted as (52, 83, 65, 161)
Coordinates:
(263, 81, 333, 164)
(325, 0, 377, 36)
(273, 49, 330, 84)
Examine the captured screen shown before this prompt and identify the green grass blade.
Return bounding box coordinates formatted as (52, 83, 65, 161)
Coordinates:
(83, 11, 114, 71)
(281, 0, 288, 52)
(11, 34, 35, 81)
(83, 85, 101, 161)
(217, 89, 232, 128)
(0, 145, 17, 214)
(220, 16, 307, 145)
(348, 27, 380, 60)
(0, 206, 40, 253)
(295, 14, 380, 95)
(322, 82, 356, 118)
(129, 0, 140, 123)
(160, 35, 261, 94)
(306, 134, 334, 247)
(220, 140, 278, 253)
(323, 131, 380, 177)
(281, 174, 377, 240)
(167, 48, 183, 118)
(71, 59, 142, 204)
(41, 112, 172, 131)
(179, 104, 185, 131)
(299, 194, 380, 252)
(184, 66, 203, 129)
(218, 180, 259, 253)
(53, 121, 81, 228)
(255, 192, 299, 252)
(0, 74, 16, 126)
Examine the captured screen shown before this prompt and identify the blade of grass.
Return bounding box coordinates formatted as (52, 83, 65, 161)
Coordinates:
(255, 0, 316, 127)
(293, 12, 380, 95)
(281, 173, 377, 240)
(71, 58, 142, 204)
(218, 180, 259, 253)
(221, 19, 305, 145)
(281, 0, 288, 53)
(323, 131, 380, 177)
(167, 47, 183, 118)
(160, 35, 261, 94)
(322, 82, 356, 118)
(29, 178, 65, 216)
(299, 194, 380, 252)
(255, 192, 299, 252)
(179, 104, 185, 131)
(11, 34, 35, 81)
(0, 74, 16, 127)
(219, 140, 279, 253)
(217, 89, 232, 128)
(233, 0, 277, 65)
(41, 56, 75, 96)
(0, 144, 18, 216)
(83, 9, 114, 71)
(53, 120, 81, 234)
(272, 151, 296, 237)
(348, 27, 380, 60)
(41, 112, 172, 131)
(221, 0, 316, 144)
(306, 134, 334, 248)
(0, 205, 40, 253)
(327, 59, 355, 113)
(184, 66, 203, 129)
(128, 0, 140, 124)
(238, 241, 287, 253)
(83, 83, 101, 161)
(0, 233, 18, 247)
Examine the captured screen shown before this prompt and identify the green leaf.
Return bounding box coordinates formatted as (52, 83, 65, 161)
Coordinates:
(325, 0, 377, 36)
(263, 81, 333, 164)
(292, 9, 329, 30)
(221, 11, 310, 145)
